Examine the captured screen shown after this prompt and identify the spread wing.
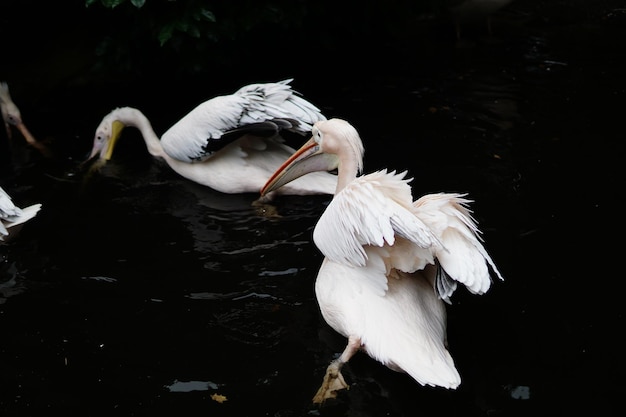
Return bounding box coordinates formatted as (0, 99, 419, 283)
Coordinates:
(412, 193, 505, 301)
(311, 173, 504, 301)
(0, 187, 41, 240)
(160, 79, 326, 162)
(313, 169, 440, 272)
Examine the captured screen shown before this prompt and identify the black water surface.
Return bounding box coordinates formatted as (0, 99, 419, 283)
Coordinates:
(1, 1, 623, 416)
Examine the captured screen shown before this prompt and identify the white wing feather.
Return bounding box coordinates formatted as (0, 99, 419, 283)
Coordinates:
(412, 193, 504, 298)
(313, 170, 440, 268)
(160, 95, 247, 161)
(161, 79, 325, 162)
(312, 174, 503, 300)
(0, 187, 41, 240)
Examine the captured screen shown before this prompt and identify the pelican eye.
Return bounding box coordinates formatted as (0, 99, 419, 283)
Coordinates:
(314, 129, 322, 144)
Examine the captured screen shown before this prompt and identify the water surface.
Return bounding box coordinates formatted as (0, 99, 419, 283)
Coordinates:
(1, 1, 623, 416)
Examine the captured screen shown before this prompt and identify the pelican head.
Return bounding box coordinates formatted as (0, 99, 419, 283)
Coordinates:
(86, 109, 127, 162)
(0, 81, 37, 144)
(260, 118, 364, 196)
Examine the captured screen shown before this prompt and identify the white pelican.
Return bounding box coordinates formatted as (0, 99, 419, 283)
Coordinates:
(261, 118, 504, 403)
(85, 79, 337, 199)
(0, 82, 50, 156)
(0, 186, 42, 242)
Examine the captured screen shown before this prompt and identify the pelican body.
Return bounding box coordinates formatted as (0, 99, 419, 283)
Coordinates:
(261, 118, 503, 402)
(86, 79, 337, 198)
(0, 186, 42, 241)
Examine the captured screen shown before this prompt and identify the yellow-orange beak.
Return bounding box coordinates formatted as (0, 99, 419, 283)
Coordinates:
(86, 119, 125, 163)
(103, 120, 125, 161)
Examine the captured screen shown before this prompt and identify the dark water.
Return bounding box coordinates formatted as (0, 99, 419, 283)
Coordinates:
(1, 1, 623, 416)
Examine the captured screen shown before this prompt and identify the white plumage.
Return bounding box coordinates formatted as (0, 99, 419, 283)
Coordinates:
(86, 79, 337, 198)
(261, 118, 503, 403)
(0, 186, 42, 241)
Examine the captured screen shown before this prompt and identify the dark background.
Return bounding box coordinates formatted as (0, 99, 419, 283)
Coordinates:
(1, 1, 623, 416)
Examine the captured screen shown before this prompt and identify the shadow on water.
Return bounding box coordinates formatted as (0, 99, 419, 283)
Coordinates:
(1, 1, 625, 416)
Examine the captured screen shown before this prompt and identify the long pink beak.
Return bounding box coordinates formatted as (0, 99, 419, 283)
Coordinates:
(260, 137, 338, 196)
(16, 122, 52, 157)
(16, 122, 37, 145)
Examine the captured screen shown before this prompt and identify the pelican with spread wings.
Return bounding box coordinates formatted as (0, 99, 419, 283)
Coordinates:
(261, 118, 504, 403)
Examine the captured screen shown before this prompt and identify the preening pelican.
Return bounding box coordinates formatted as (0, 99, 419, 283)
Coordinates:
(261, 118, 504, 403)
(0, 186, 42, 242)
(0, 82, 49, 156)
(85, 79, 337, 199)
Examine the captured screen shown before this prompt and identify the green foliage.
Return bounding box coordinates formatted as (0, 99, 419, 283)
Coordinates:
(85, 0, 136, 8)
(83, 0, 312, 47)
(78, 0, 436, 80)
(156, 4, 216, 45)
(86, 0, 216, 45)
(80, 0, 313, 79)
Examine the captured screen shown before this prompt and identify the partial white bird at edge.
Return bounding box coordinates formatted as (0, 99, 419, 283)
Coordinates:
(0, 186, 42, 242)
(0, 82, 51, 157)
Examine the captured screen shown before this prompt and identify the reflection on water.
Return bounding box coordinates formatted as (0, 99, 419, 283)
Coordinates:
(166, 379, 220, 392)
(507, 384, 531, 400)
(0, 262, 26, 303)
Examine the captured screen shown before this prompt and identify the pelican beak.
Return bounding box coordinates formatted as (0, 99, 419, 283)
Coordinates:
(15, 121, 52, 157)
(103, 120, 125, 161)
(15, 122, 37, 146)
(261, 137, 339, 196)
(86, 119, 125, 163)
(79, 119, 124, 173)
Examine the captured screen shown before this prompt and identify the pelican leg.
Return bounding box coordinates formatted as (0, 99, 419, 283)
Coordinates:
(312, 335, 361, 404)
